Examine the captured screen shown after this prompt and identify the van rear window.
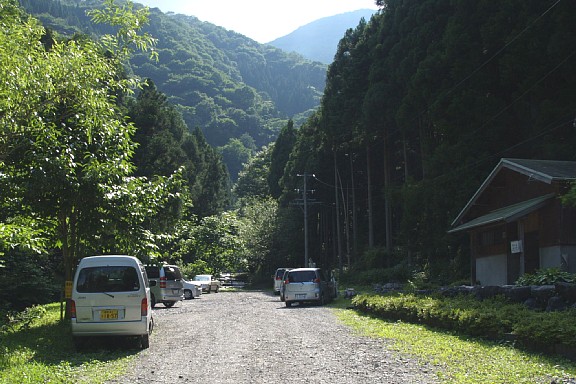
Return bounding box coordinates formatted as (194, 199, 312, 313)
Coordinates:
(76, 266, 140, 293)
(144, 266, 159, 278)
(163, 266, 182, 280)
(288, 270, 317, 283)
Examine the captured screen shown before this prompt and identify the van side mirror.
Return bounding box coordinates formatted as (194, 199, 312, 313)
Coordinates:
(150, 280, 157, 287)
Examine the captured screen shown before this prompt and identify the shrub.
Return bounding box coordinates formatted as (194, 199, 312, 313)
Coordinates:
(516, 268, 576, 286)
(340, 263, 412, 286)
(0, 305, 47, 334)
(351, 292, 576, 352)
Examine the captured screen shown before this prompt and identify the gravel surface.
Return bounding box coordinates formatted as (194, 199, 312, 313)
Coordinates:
(107, 289, 439, 384)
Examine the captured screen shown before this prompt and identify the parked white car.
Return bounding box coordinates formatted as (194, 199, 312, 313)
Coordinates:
(192, 274, 221, 293)
(182, 278, 202, 299)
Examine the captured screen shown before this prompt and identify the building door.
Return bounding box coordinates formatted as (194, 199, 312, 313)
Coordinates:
(524, 231, 540, 274)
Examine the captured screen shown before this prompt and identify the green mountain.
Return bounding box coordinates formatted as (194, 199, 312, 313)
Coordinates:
(18, 0, 327, 151)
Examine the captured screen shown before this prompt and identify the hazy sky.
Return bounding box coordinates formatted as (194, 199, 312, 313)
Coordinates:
(134, 0, 379, 43)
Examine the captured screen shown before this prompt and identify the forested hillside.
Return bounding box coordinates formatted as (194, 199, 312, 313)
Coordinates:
(18, 0, 328, 179)
(268, 0, 576, 282)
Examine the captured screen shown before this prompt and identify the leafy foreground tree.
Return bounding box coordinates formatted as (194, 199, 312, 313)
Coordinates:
(0, 0, 184, 313)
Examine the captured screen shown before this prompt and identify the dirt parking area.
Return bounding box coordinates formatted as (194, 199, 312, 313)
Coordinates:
(107, 289, 438, 383)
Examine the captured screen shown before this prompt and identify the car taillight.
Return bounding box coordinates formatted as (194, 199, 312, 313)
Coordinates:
(70, 300, 76, 319)
(141, 298, 148, 316)
(313, 278, 320, 283)
(284, 279, 289, 284)
(160, 276, 167, 288)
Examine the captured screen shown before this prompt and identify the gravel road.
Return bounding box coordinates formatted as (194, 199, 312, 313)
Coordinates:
(107, 289, 439, 384)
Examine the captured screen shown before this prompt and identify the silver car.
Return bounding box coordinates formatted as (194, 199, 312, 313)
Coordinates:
(182, 278, 202, 299)
(283, 268, 337, 307)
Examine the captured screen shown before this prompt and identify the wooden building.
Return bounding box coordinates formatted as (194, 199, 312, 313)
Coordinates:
(449, 158, 576, 286)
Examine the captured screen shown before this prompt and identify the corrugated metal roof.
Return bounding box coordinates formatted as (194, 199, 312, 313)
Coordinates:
(448, 194, 555, 233)
(450, 158, 576, 228)
(502, 158, 576, 183)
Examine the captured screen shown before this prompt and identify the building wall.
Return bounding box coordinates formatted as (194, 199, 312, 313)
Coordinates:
(476, 254, 507, 286)
(541, 245, 576, 273)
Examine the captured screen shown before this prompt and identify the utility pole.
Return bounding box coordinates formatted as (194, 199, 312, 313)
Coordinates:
(333, 151, 343, 275)
(297, 173, 315, 267)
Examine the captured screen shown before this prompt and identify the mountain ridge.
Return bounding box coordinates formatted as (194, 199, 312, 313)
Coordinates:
(19, 0, 327, 150)
(267, 9, 377, 64)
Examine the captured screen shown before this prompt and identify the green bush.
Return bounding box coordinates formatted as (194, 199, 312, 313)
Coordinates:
(515, 268, 576, 286)
(340, 263, 412, 286)
(0, 305, 47, 334)
(0, 251, 61, 311)
(352, 292, 576, 352)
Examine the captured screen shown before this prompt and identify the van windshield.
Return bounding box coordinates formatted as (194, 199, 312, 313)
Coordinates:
(76, 266, 140, 293)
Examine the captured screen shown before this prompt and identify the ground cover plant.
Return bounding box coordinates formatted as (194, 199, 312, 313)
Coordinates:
(333, 302, 576, 383)
(351, 293, 576, 352)
(0, 303, 135, 384)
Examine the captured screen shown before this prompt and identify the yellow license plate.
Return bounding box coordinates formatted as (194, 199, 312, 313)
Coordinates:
(100, 309, 118, 320)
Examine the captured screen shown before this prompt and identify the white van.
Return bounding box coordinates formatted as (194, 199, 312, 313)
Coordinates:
(283, 267, 337, 307)
(70, 255, 154, 349)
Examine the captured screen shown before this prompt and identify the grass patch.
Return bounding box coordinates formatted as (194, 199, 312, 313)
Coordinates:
(0, 303, 138, 384)
(332, 299, 576, 383)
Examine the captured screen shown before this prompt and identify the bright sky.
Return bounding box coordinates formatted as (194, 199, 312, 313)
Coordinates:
(134, 0, 380, 43)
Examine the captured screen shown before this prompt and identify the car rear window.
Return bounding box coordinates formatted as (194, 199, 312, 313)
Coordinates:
(164, 266, 182, 280)
(288, 270, 317, 283)
(275, 269, 286, 279)
(145, 266, 159, 278)
(76, 266, 140, 292)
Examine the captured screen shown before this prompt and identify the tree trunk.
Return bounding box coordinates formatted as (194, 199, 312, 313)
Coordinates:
(366, 144, 374, 248)
(383, 136, 392, 258)
(59, 206, 78, 320)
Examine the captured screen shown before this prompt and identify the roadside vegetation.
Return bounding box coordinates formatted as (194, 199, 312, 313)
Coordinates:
(331, 297, 576, 383)
(335, 307, 575, 383)
(0, 303, 134, 384)
(351, 293, 576, 350)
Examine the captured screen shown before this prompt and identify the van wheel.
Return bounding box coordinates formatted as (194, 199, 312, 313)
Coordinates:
(140, 334, 150, 349)
(151, 294, 156, 308)
(285, 301, 292, 307)
(184, 290, 192, 300)
(163, 301, 175, 308)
